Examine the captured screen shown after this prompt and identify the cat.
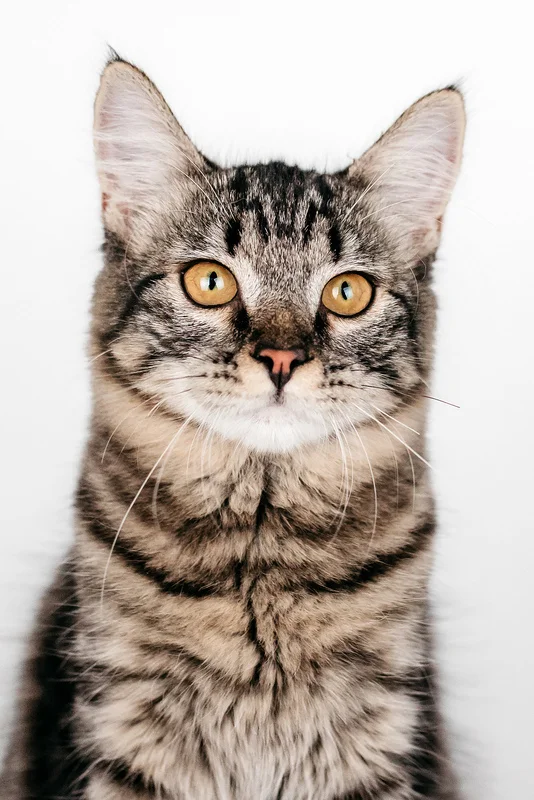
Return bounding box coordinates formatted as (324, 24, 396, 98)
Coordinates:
(1, 54, 465, 800)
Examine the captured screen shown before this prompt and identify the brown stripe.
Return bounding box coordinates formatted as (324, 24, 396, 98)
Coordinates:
(95, 758, 158, 796)
(303, 521, 434, 594)
(76, 482, 222, 598)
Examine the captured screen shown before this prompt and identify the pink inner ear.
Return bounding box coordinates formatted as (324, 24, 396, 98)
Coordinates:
(413, 126, 462, 218)
(96, 100, 117, 134)
(444, 129, 461, 165)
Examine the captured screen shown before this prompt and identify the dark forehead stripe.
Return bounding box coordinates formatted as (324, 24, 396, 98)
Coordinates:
(224, 217, 242, 256)
(304, 175, 342, 259)
(328, 221, 343, 262)
(227, 163, 343, 259)
(228, 166, 270, 244)
(302, 201, 318, 246)
(314, 174, 334, 215)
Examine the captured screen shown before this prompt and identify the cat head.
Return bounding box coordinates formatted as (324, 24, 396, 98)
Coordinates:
(92, 56, 464, 454)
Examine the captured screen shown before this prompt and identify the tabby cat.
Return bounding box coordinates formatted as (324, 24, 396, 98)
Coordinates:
(1, 55, 465, 800)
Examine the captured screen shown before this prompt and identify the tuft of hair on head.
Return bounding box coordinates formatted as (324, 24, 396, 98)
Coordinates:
(349, 87, 466, 259)
(93, 56, 208, 242)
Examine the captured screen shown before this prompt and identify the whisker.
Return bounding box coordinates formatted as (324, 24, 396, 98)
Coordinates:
(199, 405, 226, 515)
(101, 398, 152, 462)
(421, 394, 460, 409)
(356, 382, 460, 409)
(116, 391, 191, 454)
(180, 151, 235, 221)
(338, 406, 378, 553)
(369, 403, 420, 436)
(151, 412, 196, 528)
(352, 402, 432, 470)
(327, 413, 352, 540)
(174, 165, 223, 217)
(385, 427, 400, 510)
(407, 448, 416, 512)
(100, 419, 194, 607)
(90, 348, 112, 363)
(154, 374, 208, 384)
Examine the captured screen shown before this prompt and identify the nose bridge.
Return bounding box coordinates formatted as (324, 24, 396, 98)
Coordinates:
(252, 305, 312, 351)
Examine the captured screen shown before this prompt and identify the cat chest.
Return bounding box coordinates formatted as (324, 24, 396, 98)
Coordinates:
(81, 647, 417, 800)
(81, 554, 421, 798)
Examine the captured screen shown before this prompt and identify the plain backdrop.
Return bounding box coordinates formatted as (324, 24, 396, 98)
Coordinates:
(1, 2, 533, 798)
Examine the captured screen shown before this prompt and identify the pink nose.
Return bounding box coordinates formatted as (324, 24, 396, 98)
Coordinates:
(255, 347, 307, 392)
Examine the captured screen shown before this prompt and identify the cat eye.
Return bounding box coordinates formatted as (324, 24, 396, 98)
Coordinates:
(321, 272, 373, 317)
(182, 262, 238, 307)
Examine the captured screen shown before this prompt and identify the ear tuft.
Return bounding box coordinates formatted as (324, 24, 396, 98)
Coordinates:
(93, 59, 207, 239)
(105, 45, 124, 66)
(350, 88, 466, 259)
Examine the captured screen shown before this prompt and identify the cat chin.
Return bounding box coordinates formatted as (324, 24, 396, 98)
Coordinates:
(216, 416, 326, 454)
(186, 402, 327, 454)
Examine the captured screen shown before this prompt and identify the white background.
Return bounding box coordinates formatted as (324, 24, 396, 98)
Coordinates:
(1, 2, 533, 798)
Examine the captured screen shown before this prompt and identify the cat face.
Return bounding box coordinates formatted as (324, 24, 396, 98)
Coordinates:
(92, 58, 464, 453)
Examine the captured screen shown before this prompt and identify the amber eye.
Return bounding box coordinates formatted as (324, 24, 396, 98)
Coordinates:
(321, 272, 373, 317)
(182, 262, 238, 307)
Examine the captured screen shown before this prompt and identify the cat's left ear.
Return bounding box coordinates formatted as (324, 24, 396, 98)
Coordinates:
(93, 56, 210, 241)
(349, 88, 465, 260)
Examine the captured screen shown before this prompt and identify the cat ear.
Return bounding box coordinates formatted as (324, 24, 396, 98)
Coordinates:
(349, 88, 465, 259)
(94, 57, 208, 239)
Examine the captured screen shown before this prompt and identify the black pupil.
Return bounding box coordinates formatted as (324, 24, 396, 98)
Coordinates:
(208, 271, 218, 291)
(341, 280, 352, 301)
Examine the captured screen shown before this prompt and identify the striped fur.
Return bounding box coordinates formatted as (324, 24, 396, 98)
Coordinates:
(1, 57, 465, 799)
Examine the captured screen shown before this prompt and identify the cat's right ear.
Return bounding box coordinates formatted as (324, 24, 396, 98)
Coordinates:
(93, 57, 208, 240)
